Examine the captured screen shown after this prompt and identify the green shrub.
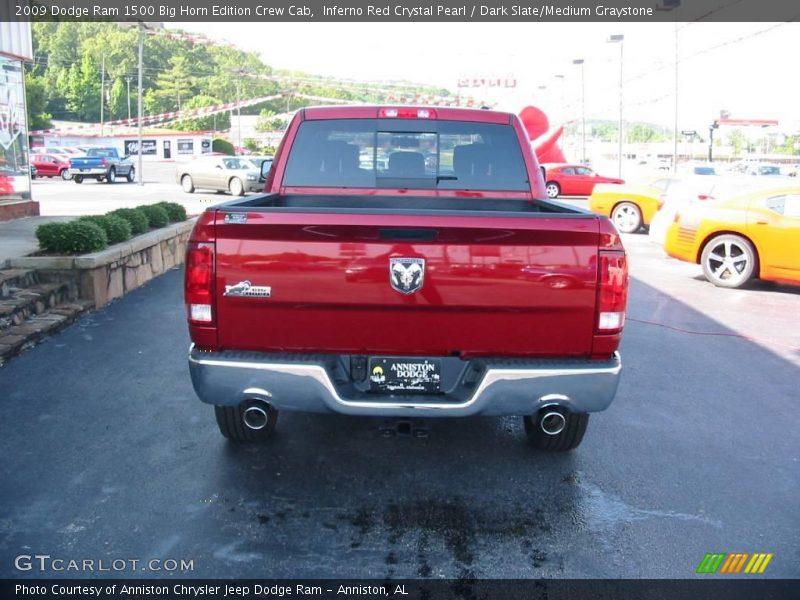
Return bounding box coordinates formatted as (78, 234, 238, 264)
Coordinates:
(155, 201, 187, 222)
(35, 222, 66, 253)
(109, 208, 149, 235)
(136, 204, 170, 229)
(212, 138, 234, 155)
(103, 214, 133, 243)
(36, 220, 107, 254)
(78, 214, 132, 244)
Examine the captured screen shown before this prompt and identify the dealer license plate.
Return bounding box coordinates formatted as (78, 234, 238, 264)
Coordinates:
(368, 358, 441, 393)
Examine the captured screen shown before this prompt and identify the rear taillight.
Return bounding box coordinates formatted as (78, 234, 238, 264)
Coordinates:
(596, 251, 628, 334)
(101, 158, 107, 167)
(697, 194, 714, 201)
(185, 242, 215, 324)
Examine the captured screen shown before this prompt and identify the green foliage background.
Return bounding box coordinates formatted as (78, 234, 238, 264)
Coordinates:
(25, 23, 447, 132)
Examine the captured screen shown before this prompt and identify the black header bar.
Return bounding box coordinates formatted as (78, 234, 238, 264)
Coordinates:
(3, 0, 800, 22)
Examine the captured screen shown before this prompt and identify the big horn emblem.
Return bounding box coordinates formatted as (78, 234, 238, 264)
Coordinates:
(390, 258, 425, 294)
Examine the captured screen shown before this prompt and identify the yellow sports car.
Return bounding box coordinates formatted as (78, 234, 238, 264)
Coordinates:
(664, 186, 800, 288)
(588, 177, 679, 233)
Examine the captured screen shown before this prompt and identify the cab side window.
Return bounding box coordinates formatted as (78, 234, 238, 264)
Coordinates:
(765, 194, 800, 218)
(782, 195, 800, 218)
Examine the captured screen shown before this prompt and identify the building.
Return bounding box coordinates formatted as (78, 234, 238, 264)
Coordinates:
(0, 21, 36, 221)
(30, 128, 214, 161)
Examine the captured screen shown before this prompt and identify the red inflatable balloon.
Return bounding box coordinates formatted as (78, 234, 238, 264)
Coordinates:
(519, 105, 568, 164)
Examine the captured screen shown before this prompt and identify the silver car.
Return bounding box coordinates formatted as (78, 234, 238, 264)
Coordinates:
(176, 156, 262, 196)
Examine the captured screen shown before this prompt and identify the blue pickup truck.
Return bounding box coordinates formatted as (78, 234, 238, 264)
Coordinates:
(69, 148, 135, 184)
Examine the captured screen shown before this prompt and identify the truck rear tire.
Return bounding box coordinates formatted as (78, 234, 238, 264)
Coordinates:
(106, 168, 116, 184)
(214, 402, 278, 442)
(523, 411, 589, 451)
(73, 175, 83, 184)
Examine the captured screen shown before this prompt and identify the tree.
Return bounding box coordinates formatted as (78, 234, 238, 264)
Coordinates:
(28, 22, 449, 127)
(727, 129, 746, 157)
(155, 55, 193, 111)
(108, 78, 127, 120)
(143, 88, 162, 116)
(255, 109, 287, 132)
(773, 134, 800, 156)
(63, 55, 101, 121)
(627, 124, 668, 144)
(25, 73, 53, 131)
(173, 95, 229, 132)
(591, 123, 618, 142)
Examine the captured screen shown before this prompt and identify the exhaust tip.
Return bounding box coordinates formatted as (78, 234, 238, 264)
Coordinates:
(540, 410, 567, 435)
(243, 404, 269, 430)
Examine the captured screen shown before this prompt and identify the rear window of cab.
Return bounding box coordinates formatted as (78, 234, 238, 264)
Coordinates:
(282, 119, 530, 191)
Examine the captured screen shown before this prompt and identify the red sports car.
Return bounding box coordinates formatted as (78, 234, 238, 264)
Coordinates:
(542, 163, 624, 198)
(30, 153, 72, 180)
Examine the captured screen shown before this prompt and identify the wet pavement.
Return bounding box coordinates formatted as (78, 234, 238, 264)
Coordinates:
(0, 238, 798, 579)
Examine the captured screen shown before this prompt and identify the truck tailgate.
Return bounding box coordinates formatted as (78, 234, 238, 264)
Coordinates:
(70, 157, 102, 169)
(213, 211, 599, 358)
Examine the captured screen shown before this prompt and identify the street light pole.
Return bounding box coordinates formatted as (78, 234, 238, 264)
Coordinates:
(137, 26, 144, 185)
(572, 59, 586, 164)
(554, 74, 565, 122)
(119, 21, 162, 186)
(608, 34, 624, 178)
(673, 19, 679, 173)
(655, 0, 681, 172)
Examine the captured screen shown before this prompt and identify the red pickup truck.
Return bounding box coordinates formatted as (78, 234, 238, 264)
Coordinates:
(185, 106, 628, 451)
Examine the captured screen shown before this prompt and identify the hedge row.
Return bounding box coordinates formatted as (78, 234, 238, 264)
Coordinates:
(36, 202, 187, 255)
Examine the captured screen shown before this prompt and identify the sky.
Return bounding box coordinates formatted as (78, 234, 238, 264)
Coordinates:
(169, 21, 800, 133)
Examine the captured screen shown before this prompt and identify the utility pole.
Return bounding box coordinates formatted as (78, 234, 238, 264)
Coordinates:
(125, 76, 132, 120)
(235, 77, 241, 153)
(226, 67, 252, 154)
(100, 55, 105, 136)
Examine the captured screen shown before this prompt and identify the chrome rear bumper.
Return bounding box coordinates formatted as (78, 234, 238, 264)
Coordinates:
(188, 345, 621, 417)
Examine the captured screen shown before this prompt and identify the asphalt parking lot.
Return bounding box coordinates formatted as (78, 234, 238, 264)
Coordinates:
(0, 224, 798, 578)
(32, 161, 231, 218)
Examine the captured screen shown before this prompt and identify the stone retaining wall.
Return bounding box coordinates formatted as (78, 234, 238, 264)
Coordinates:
(9, 220, 194, 309)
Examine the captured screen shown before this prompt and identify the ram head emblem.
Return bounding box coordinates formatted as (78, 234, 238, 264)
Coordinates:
(389, 258, 425, 294)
